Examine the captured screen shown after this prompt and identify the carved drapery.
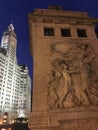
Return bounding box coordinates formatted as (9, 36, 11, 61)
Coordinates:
(47, 42, 98, 109)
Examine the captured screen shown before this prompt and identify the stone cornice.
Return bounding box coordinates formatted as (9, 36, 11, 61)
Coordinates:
(29, 14, 98, 25)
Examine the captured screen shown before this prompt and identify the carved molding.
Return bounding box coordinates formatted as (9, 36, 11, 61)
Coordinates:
(29, 118, 98, 130)
(58, 118, 98, 130)
(29, 116, 48, 125)
(30, 14, 98, 25)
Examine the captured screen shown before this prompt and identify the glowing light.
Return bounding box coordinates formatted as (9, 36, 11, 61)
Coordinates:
(11, 120, 14, 124)
(8, 128, 12, 130)
(4, 115, 7, 118)
(0, 119, 3, 125)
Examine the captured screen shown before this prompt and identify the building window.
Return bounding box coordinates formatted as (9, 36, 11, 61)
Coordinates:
(61, 28, 71, 37)
(95, 26, 98, 38)
(44, 27, 54, 36)
(77, 29, 87, 38)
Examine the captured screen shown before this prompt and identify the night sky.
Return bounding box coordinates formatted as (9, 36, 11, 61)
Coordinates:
(0, 0, 98, 79)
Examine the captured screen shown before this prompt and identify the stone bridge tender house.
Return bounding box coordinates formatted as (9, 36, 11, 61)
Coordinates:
(28, 6, 98, 130)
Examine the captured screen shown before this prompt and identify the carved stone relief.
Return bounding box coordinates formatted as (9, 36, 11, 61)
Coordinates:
(47, 42, 98, 109)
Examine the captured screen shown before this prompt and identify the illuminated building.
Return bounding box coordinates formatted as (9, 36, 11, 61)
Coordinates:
(18, 65, 31, 118)
(0, 24, 31, 122)
(0, 48, 6, 120)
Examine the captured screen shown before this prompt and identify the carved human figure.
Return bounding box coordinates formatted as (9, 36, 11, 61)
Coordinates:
(48, 71, 60, 109)
(73, 61, 90, 105)
(68, 44, 91, 105)
(56, 63, 72, 108)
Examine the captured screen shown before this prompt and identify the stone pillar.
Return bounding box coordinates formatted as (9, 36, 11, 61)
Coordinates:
(28, 6, 98, 130)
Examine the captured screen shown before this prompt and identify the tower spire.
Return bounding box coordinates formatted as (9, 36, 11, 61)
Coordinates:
(8, 20, 14, 31)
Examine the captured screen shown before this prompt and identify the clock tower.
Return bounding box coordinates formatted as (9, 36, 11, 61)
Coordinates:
(1, 24, 17, 55)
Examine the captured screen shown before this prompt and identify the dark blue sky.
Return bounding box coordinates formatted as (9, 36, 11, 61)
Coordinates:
(0, 0, 98, 79)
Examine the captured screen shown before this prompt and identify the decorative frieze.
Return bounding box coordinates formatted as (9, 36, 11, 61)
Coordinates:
(30, 14, 98, 25)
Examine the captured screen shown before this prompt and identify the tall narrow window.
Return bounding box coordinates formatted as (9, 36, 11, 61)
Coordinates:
(61, 28, 71, 37)
(95, 26, 98, 38)
(77, 29, 87, 38)
(44, 27, 54, 36)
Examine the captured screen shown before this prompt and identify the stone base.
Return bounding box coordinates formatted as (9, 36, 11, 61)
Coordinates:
(29, 106, 98, 130)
